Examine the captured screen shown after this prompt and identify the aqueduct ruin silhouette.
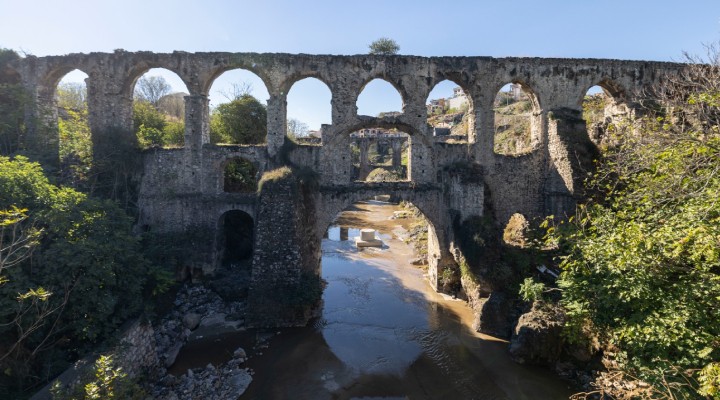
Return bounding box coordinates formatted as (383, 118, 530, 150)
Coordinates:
(8, 51, 682, 326)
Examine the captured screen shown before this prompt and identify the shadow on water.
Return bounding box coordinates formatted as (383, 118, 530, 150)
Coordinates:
(171, 201, 575, 399)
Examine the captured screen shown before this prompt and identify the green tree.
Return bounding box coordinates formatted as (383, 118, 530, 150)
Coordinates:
(56, 82, 87, 111)
(133, 100, 184, 148)
(209, 94, 267, 144)
(57, 82, 92, 187)
(0, 156, 160, 393)
(369, 37, 400, 55)
(133, 100, 166, 134)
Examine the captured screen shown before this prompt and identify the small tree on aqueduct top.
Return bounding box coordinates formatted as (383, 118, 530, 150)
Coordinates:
(369, 38, 400, 55)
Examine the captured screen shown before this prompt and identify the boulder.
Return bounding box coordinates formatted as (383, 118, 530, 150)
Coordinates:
(182, 313, 201, 330)
(226, 369, 252, 397)
(164, 342, 183, 368)
(200, 312, 226, 327)
(509, 301, 565, 365)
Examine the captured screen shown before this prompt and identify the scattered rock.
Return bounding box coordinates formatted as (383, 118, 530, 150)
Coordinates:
(148, 284, 254, 400)
(233, 347, 246, 359)
(152, 357, 252, 399)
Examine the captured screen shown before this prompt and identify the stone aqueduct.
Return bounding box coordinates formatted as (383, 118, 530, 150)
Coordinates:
(8, 51, 682, 326)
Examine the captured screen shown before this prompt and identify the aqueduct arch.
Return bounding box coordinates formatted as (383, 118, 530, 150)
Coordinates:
(8, 51, 684, 327)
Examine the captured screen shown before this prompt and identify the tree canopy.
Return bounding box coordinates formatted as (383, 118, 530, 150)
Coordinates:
(133, 100, 184, 149)
(209, 94, 267, 144)
(369, 38, 400, 55)
(56, 82, 92, 187)
(134, 75, 170, 106)
(0, 156, 164, 396)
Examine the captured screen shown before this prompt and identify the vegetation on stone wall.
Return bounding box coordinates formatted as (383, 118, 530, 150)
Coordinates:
(581, 92, 607, 127)
(257, 166, 292, 192)
(454, 215, 534, 291)
(223, 158, 258, 192)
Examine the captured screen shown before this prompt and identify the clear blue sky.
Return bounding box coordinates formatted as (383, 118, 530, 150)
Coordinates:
(2, 0, 719, 130)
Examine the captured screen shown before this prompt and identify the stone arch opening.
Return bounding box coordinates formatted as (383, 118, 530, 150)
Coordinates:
(56, 69, 91, 186)
(349, 128, 409, 182)
(217, 210, 254, 268)
(286, 77, 331, 143)
(493, 82, 541, 156)
(321, 195, 437, 276)
(131, 68, 189, 149)
(208, 69, 269, 145)
(356, 78, 403, 117)
(426, 79, 474, 143)
(582, 81, 631, 147)
(223, 157, 258, 193)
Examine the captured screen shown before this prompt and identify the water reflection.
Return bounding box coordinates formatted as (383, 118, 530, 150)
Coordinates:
(327, 226, 361, 242)
(320, 254, 426, 376)
(172, 202, 574, 399)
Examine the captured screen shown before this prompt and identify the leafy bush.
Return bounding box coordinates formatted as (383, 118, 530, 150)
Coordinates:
(133, 100, 184, 148)
(550, 58, 720, 397)
(519, 277, 545, 302)
(51, 355, 145, 400)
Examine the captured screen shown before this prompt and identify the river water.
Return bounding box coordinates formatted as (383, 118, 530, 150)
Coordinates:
(173, 201, 575, 399)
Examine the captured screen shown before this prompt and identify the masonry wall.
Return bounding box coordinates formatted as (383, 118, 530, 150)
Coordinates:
(8, 51, 687, 327)
(30, 319, 159, 400)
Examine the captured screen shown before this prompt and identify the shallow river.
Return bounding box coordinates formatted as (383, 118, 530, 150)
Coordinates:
(174, 201, 575, 399)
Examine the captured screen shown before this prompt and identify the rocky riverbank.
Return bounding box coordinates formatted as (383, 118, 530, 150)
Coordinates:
(148, 284, 253, 400)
